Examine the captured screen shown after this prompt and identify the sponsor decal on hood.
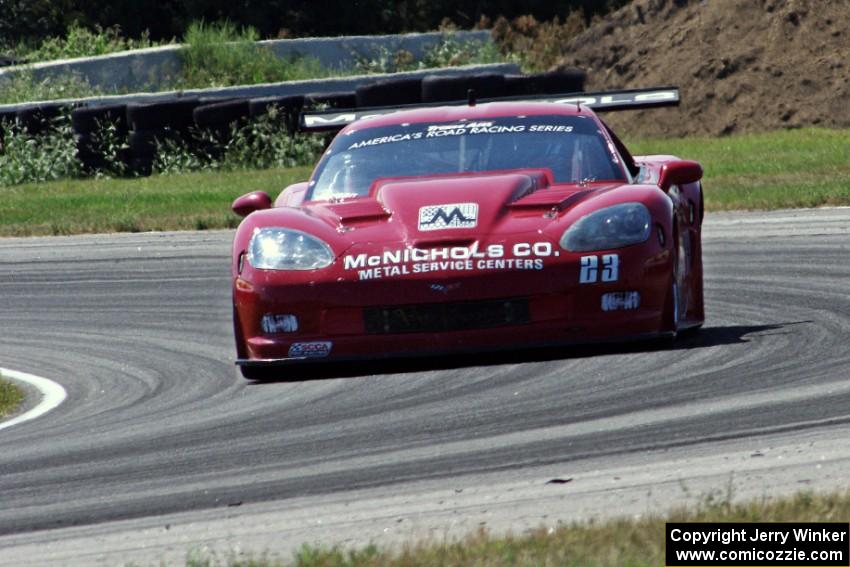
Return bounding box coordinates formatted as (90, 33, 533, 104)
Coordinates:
(418, 203, 478, 231)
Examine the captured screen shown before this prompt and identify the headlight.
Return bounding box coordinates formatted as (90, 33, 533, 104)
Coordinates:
(560, 203, 652, 252)
(247, 228, 334, 270)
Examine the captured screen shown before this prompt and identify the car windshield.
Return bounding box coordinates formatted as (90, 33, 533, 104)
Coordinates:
(308, 114, 626, 201)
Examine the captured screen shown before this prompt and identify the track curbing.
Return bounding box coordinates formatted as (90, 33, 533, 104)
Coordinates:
(0, 367, 67, 431)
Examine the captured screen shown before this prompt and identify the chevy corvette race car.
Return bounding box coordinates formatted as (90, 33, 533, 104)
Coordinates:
(231, 87, 704, 379)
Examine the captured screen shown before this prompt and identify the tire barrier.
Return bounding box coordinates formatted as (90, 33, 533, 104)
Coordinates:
(248, 94, 304, 118)
(0, 110, 16, 152)
(504, 74, 535, 97)
(16, 104, 68, 135)
(71, 104, 129, 134)
(421, 73, 506, 103)
(127, 99, 201, 132)
(525, 69, 586, 95)
(249, 94, 305, 134)
(303, 92, 357, 110)
(71, 104, 130, 172)
(125, 100, 203, 174)
(2, 70, 587, 177)
(193, 99, 251, 134)
(356, 77, 422, 107)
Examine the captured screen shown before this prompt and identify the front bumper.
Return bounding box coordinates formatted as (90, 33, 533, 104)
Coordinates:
(233, 242, 673, 366)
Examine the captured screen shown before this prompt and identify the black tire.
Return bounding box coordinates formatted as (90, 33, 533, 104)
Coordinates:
(75, 132, 99, 163)
(128, 128, 182, 157)
(356, 78, 422, 107)
(128, 130, 155, 156)
(193, 99, 250, 129)
(126, 156, 154, 176)
(249, 94, 305, 118)
(16, 104, 67, 134)
(303, 91, 357, 110)
(526, 68, 586, 95)
(0, 110, 16, 127)
(0, 110, 16, 151)
(198, 96, 240, 104)
(421, 73, 506, 103)
(75, 131, 130, 172)
(127, 99, 201, 132)
(504, 74, 535, 97)
(71, 104, 128, 135)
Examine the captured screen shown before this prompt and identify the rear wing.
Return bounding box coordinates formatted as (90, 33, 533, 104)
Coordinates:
(299, 86, 680, 132)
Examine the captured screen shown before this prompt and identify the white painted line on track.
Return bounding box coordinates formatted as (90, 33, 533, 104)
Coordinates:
(0, 367, 67, 431)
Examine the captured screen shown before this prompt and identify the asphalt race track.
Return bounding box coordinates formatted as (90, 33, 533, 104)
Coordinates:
(1, 208, 850, 565)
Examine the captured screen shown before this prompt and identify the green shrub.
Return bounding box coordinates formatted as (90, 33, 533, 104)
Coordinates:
(0, 70, 101, 105)
(490, 13, 587, 72)
(13, 23, 160, 63)
(86, 118, 130, 178)
(178, 21, 328, 88)
(353, 46, 418, 74)
(351, 32, 511, 75)
(0, 113, 81, 185)
(0, 372, 24, 418)
(421, 33, 508, 68)
(153, 109, 324, 175)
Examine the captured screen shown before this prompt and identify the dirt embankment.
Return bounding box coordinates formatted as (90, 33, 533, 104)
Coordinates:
(555, 0, 850, 138)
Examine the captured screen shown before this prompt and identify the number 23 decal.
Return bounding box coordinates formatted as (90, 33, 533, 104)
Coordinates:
(579, 254, 619, 284)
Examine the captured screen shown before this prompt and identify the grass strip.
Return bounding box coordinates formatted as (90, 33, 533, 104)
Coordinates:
(627, 127, 850, 211)
(0, 372, 25, 418)
(0, 166, 312, 237)
(1, 128, 849, 237)
(181, 489, 850, 566)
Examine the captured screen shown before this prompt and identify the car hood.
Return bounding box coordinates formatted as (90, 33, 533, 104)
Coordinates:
(299, 171, 623, 247)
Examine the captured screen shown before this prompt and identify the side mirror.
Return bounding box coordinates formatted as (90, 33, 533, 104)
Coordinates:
(658, 160, 703, 192)
(232, 191, 272, 217)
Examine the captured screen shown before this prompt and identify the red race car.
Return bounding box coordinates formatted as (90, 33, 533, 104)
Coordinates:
(231, 87, 704, 379)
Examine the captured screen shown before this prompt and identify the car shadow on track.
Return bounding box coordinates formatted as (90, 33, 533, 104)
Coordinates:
(246, 321, 810, 384)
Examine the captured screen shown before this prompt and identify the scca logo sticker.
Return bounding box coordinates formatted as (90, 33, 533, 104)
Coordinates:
(288, 341, 332, 358)
(418, 203, 478, 231)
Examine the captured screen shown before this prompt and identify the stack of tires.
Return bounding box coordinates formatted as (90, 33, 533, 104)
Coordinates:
(352, 68, 587, 108)
(16, 103, 68, 135)
(0, 109, 16, 152)
(4, 69, 588, 177)
(125, 99, 201, 174)
(356, 77, 423, 107)
(71, 104, 129, 172)
(248, 95, 305, 134)
(1, 104, 69, 155)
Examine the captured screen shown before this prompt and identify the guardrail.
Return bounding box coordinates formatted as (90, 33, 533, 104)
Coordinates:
(0, 63, 520, 113)
(0, 30, 492, 92)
